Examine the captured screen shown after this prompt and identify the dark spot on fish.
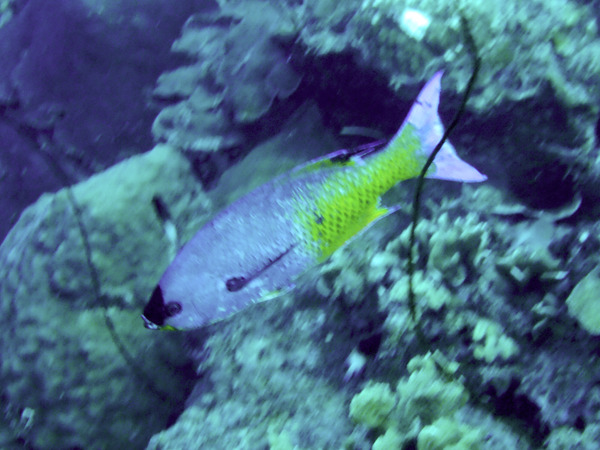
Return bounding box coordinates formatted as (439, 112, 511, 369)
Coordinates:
(315, 215, 324, 224)
(226, 245, 297, 293)
(142, 285, 168, 327)
(226, 276, 248, 292)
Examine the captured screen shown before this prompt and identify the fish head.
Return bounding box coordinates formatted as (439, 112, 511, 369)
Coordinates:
(141, 285, 182, 330)
(141, 254, 277, 331)
(141, 267, 222, 330)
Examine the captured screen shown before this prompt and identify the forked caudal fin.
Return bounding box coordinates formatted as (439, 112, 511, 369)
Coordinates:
(398, 71, 486, 183)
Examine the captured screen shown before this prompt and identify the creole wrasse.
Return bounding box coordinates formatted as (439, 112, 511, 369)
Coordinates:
(142, 71, 486, 331)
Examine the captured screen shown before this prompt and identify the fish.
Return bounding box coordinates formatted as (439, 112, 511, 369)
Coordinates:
(142, 71, 486, 331)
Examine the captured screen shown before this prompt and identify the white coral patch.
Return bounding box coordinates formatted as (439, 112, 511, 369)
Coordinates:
(400, 8, 431, 41)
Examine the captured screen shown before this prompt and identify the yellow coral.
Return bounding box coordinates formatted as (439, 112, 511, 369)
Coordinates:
(417, 416, 485, 450)
(349, 382, 397, 428)
(566, 268, 600, 335)
(397, 353, 468, 425)
(472, 319, 519, 363)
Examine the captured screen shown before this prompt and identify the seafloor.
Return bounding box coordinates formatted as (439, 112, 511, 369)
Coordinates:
(1, 0, 600, 449)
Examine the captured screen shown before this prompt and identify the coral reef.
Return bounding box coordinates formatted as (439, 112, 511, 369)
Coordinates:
(471, 319, 519, 363)
(154, 0, 600, 210)
(349, 352, 491, 449)
(349, 382, 397, 429)
(0, 145, 209, 448)
(146, 294, 353, 449)
(152, 1, 301, 153)
(565, 268, 600, 335)
(417, 416, 485, 450)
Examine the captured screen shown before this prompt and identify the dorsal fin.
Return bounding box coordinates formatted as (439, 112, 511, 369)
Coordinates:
(290, 140, 388, 176)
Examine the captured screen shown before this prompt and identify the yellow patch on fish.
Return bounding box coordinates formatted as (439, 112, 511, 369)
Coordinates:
(296, 124, 424, 261)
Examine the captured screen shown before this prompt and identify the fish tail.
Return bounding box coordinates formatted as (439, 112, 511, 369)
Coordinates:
(386, 71, 486, 183)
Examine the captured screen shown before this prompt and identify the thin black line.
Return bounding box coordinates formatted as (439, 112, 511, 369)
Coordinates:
(225, 244, 296, 292)
(407, 15, 481, 346)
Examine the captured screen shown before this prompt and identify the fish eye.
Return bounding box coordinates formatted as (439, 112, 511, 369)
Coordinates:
(165, 301, 182, 317)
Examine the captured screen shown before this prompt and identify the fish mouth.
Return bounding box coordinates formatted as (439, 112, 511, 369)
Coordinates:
(141, 314, 160, 330)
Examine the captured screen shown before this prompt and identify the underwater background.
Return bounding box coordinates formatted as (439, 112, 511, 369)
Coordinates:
(1, 0, 600, 448)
